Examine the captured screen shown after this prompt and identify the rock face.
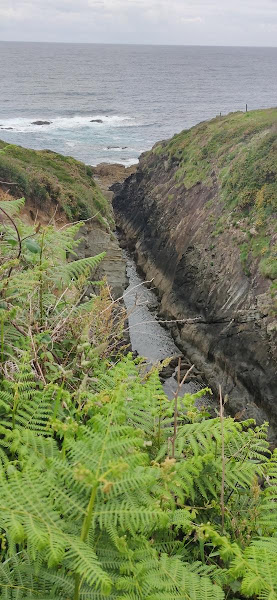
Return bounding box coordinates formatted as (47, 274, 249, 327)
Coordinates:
(31, 121, 52, 125)
(87, 163, 139, 298)
(113, 109, 277, 433)
(92, 163, 137, 200)
(76, 224, 127, 300)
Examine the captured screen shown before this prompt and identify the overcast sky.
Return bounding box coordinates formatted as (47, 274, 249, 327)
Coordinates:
(1, 0, 277, 46)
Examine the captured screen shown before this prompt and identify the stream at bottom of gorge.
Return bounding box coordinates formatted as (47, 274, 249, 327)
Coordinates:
(122, 250, 215, 411)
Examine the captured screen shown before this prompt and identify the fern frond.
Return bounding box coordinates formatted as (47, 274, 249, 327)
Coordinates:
(67, 539, 112, 595)
(116, 553, 225, 600)
(230, 538, 277, 600)
(0, 197, 25, 216)
(53, 253, 105, 286)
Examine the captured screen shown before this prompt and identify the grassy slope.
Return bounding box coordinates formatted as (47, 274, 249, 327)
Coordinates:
(153, 108, 277, 283)
(0, 140, 113, 228)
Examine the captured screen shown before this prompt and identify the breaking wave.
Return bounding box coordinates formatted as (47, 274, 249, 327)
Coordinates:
(0, 114, 138, 133)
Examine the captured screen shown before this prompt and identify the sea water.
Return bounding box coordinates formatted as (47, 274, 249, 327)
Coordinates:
(1, 42, 277, 165)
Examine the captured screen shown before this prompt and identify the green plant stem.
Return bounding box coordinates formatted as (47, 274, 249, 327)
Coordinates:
(157, 396, 162, 449)
(73, 574, 81, 600)
(81, 485, 98, 542)
(52, 380, 65, 420)
(73, 402, 116, 600)
(219, 385, 225, 533)
(61, 434, 67, 461)
(73, 484, 98, 600)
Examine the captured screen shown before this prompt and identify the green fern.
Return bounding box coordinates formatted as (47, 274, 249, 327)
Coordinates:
(0, 196, 276, 600)
(0, 197, 25, 216)
(53, 252, 105, 286)
(230, 538, 277, 600)
(0, 354, 54, 450)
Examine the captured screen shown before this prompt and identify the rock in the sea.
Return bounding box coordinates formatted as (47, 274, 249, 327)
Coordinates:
(90, 119, 103, 123)
(31, 120, 52, 125)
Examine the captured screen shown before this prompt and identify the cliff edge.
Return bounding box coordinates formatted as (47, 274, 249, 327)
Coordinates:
(0, 141, 126, 298)
(113, 108, 277, 429)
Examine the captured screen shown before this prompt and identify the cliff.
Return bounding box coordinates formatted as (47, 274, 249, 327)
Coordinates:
(113, 108, 277, 429)
(0, 141, 126, 297)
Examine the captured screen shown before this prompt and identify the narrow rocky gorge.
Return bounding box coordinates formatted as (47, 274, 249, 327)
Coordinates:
(112, 109, 277, 433)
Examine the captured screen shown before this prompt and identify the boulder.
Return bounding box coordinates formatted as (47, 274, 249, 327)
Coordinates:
(31, 120, 52, 125)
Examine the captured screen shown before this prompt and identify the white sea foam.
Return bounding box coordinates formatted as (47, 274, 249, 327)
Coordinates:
(0, 114, 136, 133)
(90, 157, 139, 167)
(121, 157, 139, 166)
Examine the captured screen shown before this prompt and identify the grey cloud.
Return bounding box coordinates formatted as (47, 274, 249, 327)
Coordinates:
(0, 0, 277, 45)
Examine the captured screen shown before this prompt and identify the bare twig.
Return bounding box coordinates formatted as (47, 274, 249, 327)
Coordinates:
(47, 285, 70, 316)
(98, 278, 155, 315)
(58, 212, 101, 230)
(47, 204, 58, 227)
(0, 180, 19, 186)
(51, 287, 89, 340)
(171, 360, 195, 458)
(11, 320, 27, 337)
(0, 206, 22, 281)
(126, 316, 202, 329)
(219, 385, 225, 532)
(29, 326, 46, 385)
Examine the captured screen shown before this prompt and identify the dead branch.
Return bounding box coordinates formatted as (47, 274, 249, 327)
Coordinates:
(0, 180, 19, 186)
(0, 206, 22, 282)
(171, 360, 195, 458)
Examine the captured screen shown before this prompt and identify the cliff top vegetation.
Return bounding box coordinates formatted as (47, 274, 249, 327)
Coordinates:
(153, 108, 277, 282)
(0, 140, 112, 227)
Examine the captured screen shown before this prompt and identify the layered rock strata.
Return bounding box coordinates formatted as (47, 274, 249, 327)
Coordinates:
(113, 109, 277, 431)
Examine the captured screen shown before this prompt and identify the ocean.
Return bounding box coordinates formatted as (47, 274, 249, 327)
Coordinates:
(1, 42, 277, 166)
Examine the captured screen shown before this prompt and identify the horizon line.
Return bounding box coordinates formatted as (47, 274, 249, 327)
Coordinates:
(0, 40, 277, 49)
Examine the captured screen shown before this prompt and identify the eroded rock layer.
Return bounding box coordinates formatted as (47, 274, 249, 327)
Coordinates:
(113, 109, 277, 431)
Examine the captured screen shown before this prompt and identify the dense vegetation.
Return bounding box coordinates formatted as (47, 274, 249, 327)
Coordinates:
(0, 188, 277, 599)
(0, 140, 112, 227)
(154, 108, 277, 281)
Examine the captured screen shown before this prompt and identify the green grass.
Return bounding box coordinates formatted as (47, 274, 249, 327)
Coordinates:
(0, 141, 113, 228)
(152, 108, 277, 280)
(260, 256, 277, 280)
